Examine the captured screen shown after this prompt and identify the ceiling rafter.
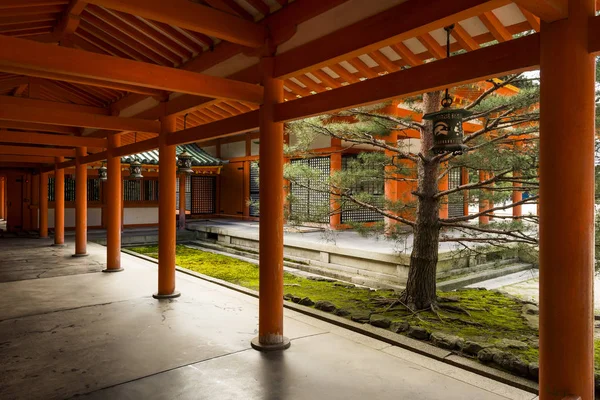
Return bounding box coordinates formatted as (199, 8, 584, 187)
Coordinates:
(0, 34, 264, 103)
(84, 0, 267, 48)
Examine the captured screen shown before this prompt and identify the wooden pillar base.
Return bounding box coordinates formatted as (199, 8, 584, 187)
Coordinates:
(51, 243, 67, 248)
(251, 336, 291, 352)
(152, 291, 181, 299)
(102, 268, 124, 273)
(72, 253, 89, 258)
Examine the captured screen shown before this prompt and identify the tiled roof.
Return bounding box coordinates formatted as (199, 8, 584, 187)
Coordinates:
(121, 143, 223, 167)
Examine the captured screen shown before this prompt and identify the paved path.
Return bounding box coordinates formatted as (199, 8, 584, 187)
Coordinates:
(0, 237, 536, 400)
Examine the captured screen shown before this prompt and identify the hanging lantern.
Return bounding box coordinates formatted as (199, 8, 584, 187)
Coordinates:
(129, 158, 143, 179)
(98, 163, 108, 182)
(177, 150, 194, 175)
(422, 25, 470, 156)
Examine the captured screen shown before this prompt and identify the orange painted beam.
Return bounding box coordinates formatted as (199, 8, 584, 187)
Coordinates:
(0, 35, 264, 104)
(513, 0, 568, 22)
(0, 155, 55, 163)
(0, 95, 109, 116)
(274, 34, 540, 123)
(114, 137, 159, 158)
(0, 130, 107, 148)
(274, 0, 511, 78)
(167, 110, 259, 146)
(0, 103, 160, 133)
(479, 11, 513, 42)
(0, 121, 79, 135)
(0, 145, 75, 158)
(84, 0, 266, 48)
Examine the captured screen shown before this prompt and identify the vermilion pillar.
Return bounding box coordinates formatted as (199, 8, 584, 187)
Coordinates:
(438, 164, 449, 219)
(53, 157, 65, 246)
(0, 177, 4, 220)
(39, 172, 48, 238)
(74, 147, 88, 257)
(478, 170, 489, 225)
(104, 134, 123, 272)
(384, 132, 399, 229)
(154, 114, 180, 299)
(178, 174, 186, 230)
(511, 171, 522, 218)
(329, 152, 342, 229)
(252, 56, 290, 351)
(539, 1, 596, 399)
(461, 168, 469, 217)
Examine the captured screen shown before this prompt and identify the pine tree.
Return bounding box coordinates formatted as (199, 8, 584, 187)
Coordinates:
(285, 74, 540, 311)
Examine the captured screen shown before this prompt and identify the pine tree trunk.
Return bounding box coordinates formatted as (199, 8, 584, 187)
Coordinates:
(402, 92, 441, 310)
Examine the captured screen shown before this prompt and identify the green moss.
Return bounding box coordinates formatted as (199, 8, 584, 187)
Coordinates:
(129, 245, 600, 375)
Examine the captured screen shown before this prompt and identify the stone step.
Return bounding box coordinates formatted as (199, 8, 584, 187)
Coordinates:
(437, 263, 534, 292)
(436, 258, 521, 280)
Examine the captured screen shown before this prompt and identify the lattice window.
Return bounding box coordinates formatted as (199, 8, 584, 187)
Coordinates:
(447, 167, 465, 218)
(65, 176, 76, 202)
(87, 178, 101, 202)
(340, 155, 385, 223)
(144, 179, 159, 202)
(289, 156, 331, 223)
(48, 177, 55, 202)
(123, 180, 142, 201)
(249, 161, 259, 217)
(176, 176, 192, 211)
(191, 176, 216, 214)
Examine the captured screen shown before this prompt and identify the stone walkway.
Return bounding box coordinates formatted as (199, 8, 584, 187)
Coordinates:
(0, 237, 537, 400)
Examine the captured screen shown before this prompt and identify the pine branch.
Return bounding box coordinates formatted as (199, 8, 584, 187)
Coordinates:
(465, 75, 519, 111)
(434, 170, 512, 199)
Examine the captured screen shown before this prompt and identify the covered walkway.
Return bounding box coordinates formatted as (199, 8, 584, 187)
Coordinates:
(0, 238, 534, 400)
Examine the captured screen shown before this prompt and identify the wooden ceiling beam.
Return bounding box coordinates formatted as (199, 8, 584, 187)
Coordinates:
(0, 130, 107, 148)
(0, 144, 75, 158)
(273, 0, 512, 79)
(0, 76, 29, 92)
(0, 155, 55, 164)
(0, 35, 264, 104)
(513, 0, 568, 22)
(0, 103, 161, 133)
(84, 0, 267, 48)
(167, 110, 259, 146)
(0, 120, 79, 135)
(274, 34, 540, 123)
(479, 11, 512, 42)
(0, 95, 109, 115)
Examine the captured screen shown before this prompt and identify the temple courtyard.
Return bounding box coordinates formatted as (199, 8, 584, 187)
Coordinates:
(0, 237, 539, 400)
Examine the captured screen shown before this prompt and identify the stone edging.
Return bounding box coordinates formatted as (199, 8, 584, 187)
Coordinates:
(121, 248, 539, 396)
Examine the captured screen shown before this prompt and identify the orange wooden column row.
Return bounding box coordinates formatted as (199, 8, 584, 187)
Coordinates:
(155, 114, 180, 298)
(39, 172, 48, 238)
(252, 56, 290, 351)
(329, 148, 342, 229)
(438, 163, 449, 219)
(539, 1, 596, 399)
(74, 147, 88, 257)
(53, 157, 65, 246)
(478, 170, 490, 225)
(512, 171, 522, 218)
(104, 134, 123, 272)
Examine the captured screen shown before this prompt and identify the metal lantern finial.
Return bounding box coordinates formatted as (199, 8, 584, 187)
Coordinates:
(177, 114, 194, 175)
(422, 24, 470, 155)
(98, 162, 108, 181)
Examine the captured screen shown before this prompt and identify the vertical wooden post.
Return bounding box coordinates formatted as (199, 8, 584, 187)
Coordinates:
(384, 132, 399, 230)
(0, 177, 4, 220)
(39, 172, 48, 238)
(251, 56, 290, 351)
(438, 164, 449, 219)
(329, 151, 342, 229)
(53, 157, 65, 246)
(104, 134, 123, 272)
(74, 147, 88, 257)
(154, 114, 180, 298)
(539, 1, 596, 399)
(178, 174, 186, 230)
(461, 167, 469, 217)
(512, 171, 522, 218)
(478, 170, 489, 225)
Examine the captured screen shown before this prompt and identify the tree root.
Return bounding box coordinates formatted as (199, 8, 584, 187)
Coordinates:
(437, 303, 472, 317)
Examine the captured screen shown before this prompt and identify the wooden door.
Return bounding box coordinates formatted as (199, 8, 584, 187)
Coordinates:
(219, 162, 244, 217)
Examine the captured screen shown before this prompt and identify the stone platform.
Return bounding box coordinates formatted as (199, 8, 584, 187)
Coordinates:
(0, 237, 536, 400)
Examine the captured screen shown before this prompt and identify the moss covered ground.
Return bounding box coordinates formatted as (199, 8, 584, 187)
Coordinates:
(129, 245, 600, 375)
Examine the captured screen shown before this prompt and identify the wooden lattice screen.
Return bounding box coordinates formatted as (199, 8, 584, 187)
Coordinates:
(191, 176, 216, 214)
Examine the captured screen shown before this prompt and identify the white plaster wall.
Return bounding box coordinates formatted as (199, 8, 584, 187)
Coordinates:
(124, 207, 158, 225)
(202, 145, 217, 157)
(220, 141, 246, 159)
(290, 132, 331, 150)
(48, 208, 102, 228)
(251, 139, 260, 156)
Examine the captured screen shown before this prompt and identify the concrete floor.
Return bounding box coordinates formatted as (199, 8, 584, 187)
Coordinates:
(0, 237, 537, 400)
